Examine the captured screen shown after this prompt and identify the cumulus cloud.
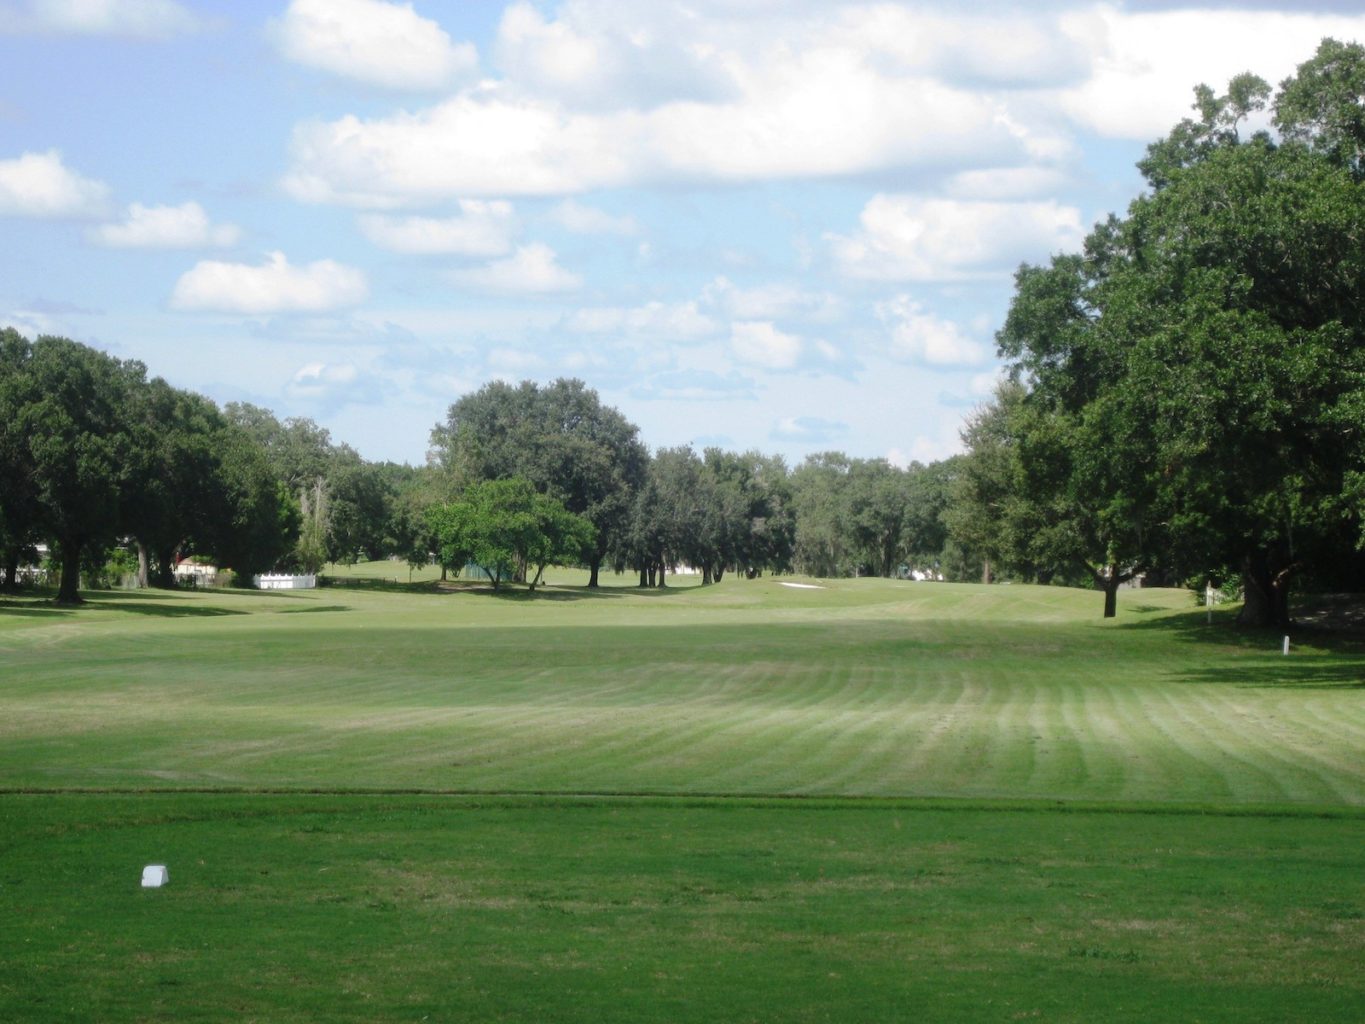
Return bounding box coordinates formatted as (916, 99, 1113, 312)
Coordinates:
(703, 276, 840, 322)
(829, 195, 1085, 282)
(492, 0, 735, 110)
(448, 243, 582, 295)
(281, 5, 1063, 203)
(285, 361, 384, 409)
(771, 416, 848, 444)
(1056, 7, 1365, 140)
(549, 199, 637, 235)
(91, 201, 240, 248)
(730, 320, 803, 370)
(358, 201, 516, 255)
(630, 368, 757, 403)
(269, 0, 477, 91)
(0, 0, 205, 37)
(566, 300, 717, 342)
(878, 298, 991, 368)
(0, 150, 109, 218)
(170, 251, 368, 314)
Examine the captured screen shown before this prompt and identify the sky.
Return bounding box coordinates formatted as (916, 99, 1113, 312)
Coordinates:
(2, 0, 1363, 468)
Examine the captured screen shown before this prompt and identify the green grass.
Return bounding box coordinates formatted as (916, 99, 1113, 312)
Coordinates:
(3, 794, 1363, 1023)
(0, 578, 1360, 804)
(2, 577, 1363, 1020)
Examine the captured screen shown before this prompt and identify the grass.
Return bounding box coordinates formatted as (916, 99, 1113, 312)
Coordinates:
(4, 794, 1363, 1023)
(2, 576, 1363, 1020)
(0, 578, 1360, 804)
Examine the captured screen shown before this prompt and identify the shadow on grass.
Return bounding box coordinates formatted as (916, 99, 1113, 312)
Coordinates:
(1120, 603, 1365, 655)
(0, 599, 74, 618)
(277, 604, 351, 615)
(80, 593, 250, 618)
(1174, 660, 1365, 690)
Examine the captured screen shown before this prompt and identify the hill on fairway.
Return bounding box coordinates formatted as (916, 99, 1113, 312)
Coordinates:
(1, 576, 1361, 806)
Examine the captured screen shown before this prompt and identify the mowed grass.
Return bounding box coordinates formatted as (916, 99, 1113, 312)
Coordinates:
(3, 794, 1363, 1023)
(0, 577, 1361, 804)
(2, 578, 1363, 1021)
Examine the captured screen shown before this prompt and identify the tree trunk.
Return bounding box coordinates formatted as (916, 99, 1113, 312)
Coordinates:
(702, 564, 712, 585)
(639, 566, 649, 588)
(1103, 567, 1121, 619)
(714, 566, 725, 583)
(1237, 548, 1292, 630)
(57, 536, 83, 604)
(153, 546, 177, 588)
(135, 541, 150, 589)
(588, 556, 601, 588)
(981, 558, 992, 585)
(1, 549, 18, 593)
(656, 560, 667, 588)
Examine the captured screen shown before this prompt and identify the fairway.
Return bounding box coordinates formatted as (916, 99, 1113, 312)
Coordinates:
(0, 577, 1361, 804)
(3, 578, 1363, 1021)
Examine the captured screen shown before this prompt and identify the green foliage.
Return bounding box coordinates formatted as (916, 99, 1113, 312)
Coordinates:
(974, 41, 1365, 623)
(431, 379, 646, 584)
(428, 477, 594, 589)
(293, 477, 330, 575)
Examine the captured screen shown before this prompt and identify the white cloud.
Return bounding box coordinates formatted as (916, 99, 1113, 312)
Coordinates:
(286, 361, 383, 408)
(631, 369, 757, 403)
(493, 0, 734, 110)
(486, 347, 545, 375)
(771, 416, 848, 444)
(1056, 8, 1365, 141)
(449, 242, 582, 295)
(1, 0, 204, 37)
(170, 251, 368, 314)
(270, 0, 477, 91)
(703, 276, 840, 322)
(91, 201, 240, 248)
(549, 199, 637, 235)
(878, 298, 990, 368)
(358, 201, 516, 255)
(830, 194, 1085, 282)
(566, 300, 717, 342)
(0, 150, 109, 218)
(282, 6, 1065, 203)
(730, 320, 802, 370)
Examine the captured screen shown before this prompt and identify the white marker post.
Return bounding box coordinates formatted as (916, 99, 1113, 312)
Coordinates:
(1283, 635, 1290, 656)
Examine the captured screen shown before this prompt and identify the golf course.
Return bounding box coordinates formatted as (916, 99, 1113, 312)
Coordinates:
(2, 575, 1362, 1021)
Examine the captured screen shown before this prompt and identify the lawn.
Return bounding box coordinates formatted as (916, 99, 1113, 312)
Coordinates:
(1, 577, 1362, 1021)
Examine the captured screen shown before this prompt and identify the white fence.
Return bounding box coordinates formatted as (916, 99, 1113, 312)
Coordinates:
(254, 573, 317, 590)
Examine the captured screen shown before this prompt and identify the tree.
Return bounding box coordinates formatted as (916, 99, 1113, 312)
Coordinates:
(206, 425, 297, 585)
(430, 379, 647, 586)
(0, 329, 41, 592)
(326, 460, 394, 565)
(15, 337, 142, 603)
(991, 46, 1365, 626)
(121, 379, 229, 588)
(294, 477, 329, 575)
(790, 453, 856, 577)
(428, 477, 594, 590)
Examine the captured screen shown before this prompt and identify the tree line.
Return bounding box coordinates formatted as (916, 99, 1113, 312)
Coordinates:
(0, 344, 973, 603)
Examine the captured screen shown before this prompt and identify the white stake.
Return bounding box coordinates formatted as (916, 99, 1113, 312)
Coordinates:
(1283, 635, 1290, 656)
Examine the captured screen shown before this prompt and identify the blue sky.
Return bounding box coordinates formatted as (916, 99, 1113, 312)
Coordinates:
(2, 0, 1362, 466)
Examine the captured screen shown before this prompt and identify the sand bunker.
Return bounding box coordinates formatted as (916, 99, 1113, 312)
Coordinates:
(779, 582, 825, 590)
